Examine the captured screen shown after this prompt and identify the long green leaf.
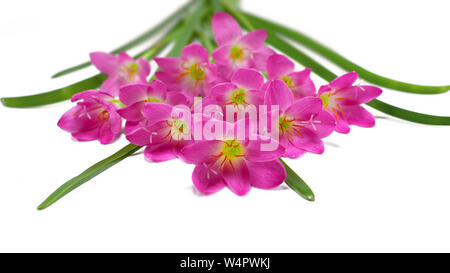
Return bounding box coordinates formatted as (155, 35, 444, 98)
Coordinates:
(243, 12, 450, 95)
(51, 0, 193, 78)
(37, 144, 142, 210)
(280, 159, 315, 201)
(167, 0, 206, 57)
(1, 74, 107, 108)
(264, 32, 450, 125)
(1, 29, 175, 108)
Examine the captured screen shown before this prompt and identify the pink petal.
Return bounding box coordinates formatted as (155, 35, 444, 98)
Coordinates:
(308, 110, 336, 139)
(124, 121, 140, 134)
(222, 159, 251, 196)
(245, 137, 284, 162)
(289, 68, 316, 98)
(267, 54, 295, 79)
(166, 91, 190, 107)
(335, 119, 350, 134)
(211, 12, 242, 46)
(282, 144, 306, 159)
(144, 142, 177, 163)
(154, 57, 182, 73)
(116, 101, 145, 122)
(125, 127, 150, 146)
(356, 85, 382, 103)
(285, 97, 323, 121)
(89, 52, 118, 75)
(181, 43, 209, 63)
(137, 57, 151, 79)
(252, 46, 275, 72)
(147, 80, 167, 100)
(345, 105, 376, 128)
(117, 52, 134, 64)
(330, 71, 358, 90)
(179, 140, 222, 165)
(247, 160, 286, 189)
(231, 68, 264, 90)
(210, 82, 237, 105)
(192, 164, 226, 195)
(212, 45, 233, 67)
(98, 122, 119, 144)
(141, 102, 172, 125)
(264, 80, 294, 111)
(119, 83, 150, 105)
(239, 29, 267, 51)
(58, 105, 98, 133)
(72, 127, 100, 142)
(290, 127, 324, 154)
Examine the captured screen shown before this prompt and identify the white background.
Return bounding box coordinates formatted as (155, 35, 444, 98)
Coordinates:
(0, 0, 449, 252)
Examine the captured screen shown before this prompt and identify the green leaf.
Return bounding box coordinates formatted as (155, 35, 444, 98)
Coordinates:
(243, 12, 450, 95)
(263, 32, 450, 126)
(1, 74, 107, 108)
(51, 0, 193, 78)
(280, 159, 315, 201)
(37, 144, 142, 210)
(1, 30, 175, 108)
(167, 0, 207, 57)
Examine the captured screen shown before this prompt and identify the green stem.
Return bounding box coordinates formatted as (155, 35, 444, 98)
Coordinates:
(280, 159, 315, 201)
(167, 0, 207, 57)
(243, 11, 450, 95)
(1, 28, 175, 108)
(51, 0, 193, 78)
(264, 32, 450, 125)
(38, 144, 142, 210)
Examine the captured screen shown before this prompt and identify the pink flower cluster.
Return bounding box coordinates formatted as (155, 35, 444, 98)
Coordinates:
(58, 12, 382, 196)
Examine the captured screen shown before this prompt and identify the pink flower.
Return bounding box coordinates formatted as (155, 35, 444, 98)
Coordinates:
(318, 72, 382, 133)
(265, 54, 315, 99)
(90, 52, 150, 96)
(117, 81, 190, 133)
(265, 80, 335, 158)
(208, 68, 265, 113)
(211, 12, 273, 78)
(126, 103, 193, 162)
(155, 43, 219, 98)
(180, 119, 286, 196)
(57, 90, 122, 144)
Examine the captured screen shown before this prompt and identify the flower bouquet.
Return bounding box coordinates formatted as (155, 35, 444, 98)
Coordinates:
(2, 0, 449, 210)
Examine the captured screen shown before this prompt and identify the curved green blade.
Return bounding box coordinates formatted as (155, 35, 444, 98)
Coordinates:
(281, 159, 315, 201)
(263, 32, 450, 125)
(1, 29, 176, 108)
(37, 144, 142, 210)
(1, 74, 107, 108)
(51, 0, 193, 78)
(243, 12, 450, 95)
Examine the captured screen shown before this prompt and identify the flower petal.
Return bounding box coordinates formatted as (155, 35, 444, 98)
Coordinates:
(144, 142, 177, 163)
(182, 43, 209, 63)
(222, 159, 251, 196)
(141, 102, 172, 125)
(356, 85, 382, 103)
(289, 68, 316, 98)
(212, 12, 242, 46)
(89, 52, 118, 75)
(116, 101, 145, 121)
(71, 127, 100, 142)
(179, 140, 223, 165)
(119, 83, 150, 105)
(264, 80, 294, 111)
(231, 68, 264, 90)
(192, 164, 226, 195)
(329, 71, 358, 90)
(154, 57, 182, 73)
(239, 29, 267, 51)
(247, 160, 286, 190)
(212, 45, 233, 67)
(345, 105, 376, 128)
(267, 54, 295, 79)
